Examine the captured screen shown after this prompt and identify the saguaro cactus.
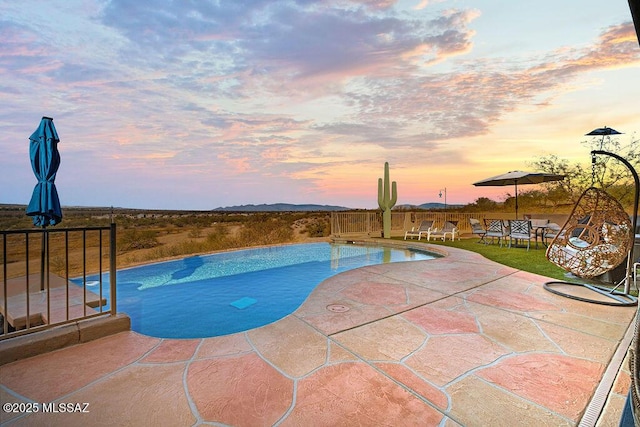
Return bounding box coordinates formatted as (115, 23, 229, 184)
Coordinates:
(377, 162, 397, 238)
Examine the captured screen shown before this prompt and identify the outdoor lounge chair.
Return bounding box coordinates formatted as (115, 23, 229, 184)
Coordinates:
(404, 220, 435, 240)
(469, 218, 486, 243)
(428, 221, 459, 241)
(508, 219, 533, 250)
(483, 219, 509, 246)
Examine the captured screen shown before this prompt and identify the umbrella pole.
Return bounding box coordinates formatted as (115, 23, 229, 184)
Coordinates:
(515, 182, 518, 219)
(40, 226, 47, 292)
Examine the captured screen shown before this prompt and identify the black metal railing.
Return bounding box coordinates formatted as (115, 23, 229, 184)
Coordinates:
(1, 224, 116, 339)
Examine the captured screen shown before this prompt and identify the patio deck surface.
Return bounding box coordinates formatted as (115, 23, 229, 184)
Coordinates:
(0, 242, 636, 426)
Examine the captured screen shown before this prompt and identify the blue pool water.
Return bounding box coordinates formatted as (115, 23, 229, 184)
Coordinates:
(79, 242, 436, 338)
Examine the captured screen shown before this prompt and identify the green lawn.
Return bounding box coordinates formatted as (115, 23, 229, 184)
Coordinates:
(396, 237, 574, 282)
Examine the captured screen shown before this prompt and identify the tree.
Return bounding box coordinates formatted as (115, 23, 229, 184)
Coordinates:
(590, 135, 640, 207)
(465, 197, 499, 212)
(529, 133, 639, 207)
(528, 154, 587, 205)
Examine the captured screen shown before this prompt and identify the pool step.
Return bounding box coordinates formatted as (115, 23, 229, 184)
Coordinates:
(230, 297, 257, 309)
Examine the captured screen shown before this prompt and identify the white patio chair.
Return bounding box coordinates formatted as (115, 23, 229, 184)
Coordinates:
(469, 218, 486, 243)
(404, 220, 435, 241)
(508, 219, 533, 250)
(428, 221, 459, 241)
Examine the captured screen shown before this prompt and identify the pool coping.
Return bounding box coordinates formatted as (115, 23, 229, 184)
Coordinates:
(0, 313, 131, 365)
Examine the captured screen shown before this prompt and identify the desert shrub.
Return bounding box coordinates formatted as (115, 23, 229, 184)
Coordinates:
(236, 215, 294, 246)
(302, 217, 331, 237)
(188, 227, 203, 238)
(0, 216, 41, 229)
(125, 225, 237, 264)
(118, 229, 160, 251)
(204, 225, 233, 250)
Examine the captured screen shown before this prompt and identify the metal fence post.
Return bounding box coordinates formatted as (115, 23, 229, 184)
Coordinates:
(110, 222, 117, 315)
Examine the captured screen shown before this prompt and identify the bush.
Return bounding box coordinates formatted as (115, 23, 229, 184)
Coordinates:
(204, 224, 233, 250)
(118, 229, 160, 251)
(236, 216, 294, 246)
(188, 227, 203, 238)
(302, 217, 330, 237)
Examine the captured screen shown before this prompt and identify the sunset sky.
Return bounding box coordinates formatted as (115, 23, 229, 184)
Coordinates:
(2, 0, 639, 210)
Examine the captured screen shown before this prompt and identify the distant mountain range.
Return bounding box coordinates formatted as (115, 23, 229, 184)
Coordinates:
(213, 203, 350, 212)
(214, 202, 466, 212)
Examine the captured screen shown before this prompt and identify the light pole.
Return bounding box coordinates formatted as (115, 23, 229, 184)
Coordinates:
(439, 188, 447, 221)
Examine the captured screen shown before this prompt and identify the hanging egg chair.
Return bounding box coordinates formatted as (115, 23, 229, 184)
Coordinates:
(546, 187, 633, 279)
(543, 147, 638, 307)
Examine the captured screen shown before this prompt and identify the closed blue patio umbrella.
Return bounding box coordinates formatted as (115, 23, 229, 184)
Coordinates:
(26, 117, 62, 227)
(26, 116, 62, 291)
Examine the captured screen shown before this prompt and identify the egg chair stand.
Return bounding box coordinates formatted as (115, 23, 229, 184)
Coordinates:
(543, 150, 639, 307)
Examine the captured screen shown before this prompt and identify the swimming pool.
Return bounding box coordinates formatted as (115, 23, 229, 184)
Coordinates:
(80, 242, 436, 338)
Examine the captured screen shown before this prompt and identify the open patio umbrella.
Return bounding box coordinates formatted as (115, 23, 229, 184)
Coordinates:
(585, 126, 622, 137)
(25, 116, 62, 291)
(585, 126, 623, 151)
(473, 170, 565, 218)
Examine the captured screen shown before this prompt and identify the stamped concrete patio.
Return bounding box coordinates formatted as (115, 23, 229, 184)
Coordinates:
(0, 241, 636, 426)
